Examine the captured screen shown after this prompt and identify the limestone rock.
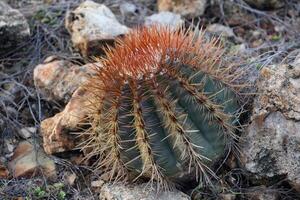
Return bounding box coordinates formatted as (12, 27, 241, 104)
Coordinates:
(244, 0, 284, 10)
(157, 0, 207, 18)
(40, 85, 94, 154)
(145, 12, 184, 30)
(65, 0, 129, 57)
(241, 63, 300, 192)
(99, 183, 190, 200)
(0, 1, 30, 51)
(34, 56, 96, 103)
(8, 140, 56, 178)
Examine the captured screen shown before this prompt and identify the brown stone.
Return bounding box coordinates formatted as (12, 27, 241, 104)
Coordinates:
(8, 140, 56, 178)
(40, 85, 95, 154)
(157, 0, 207, 18)
(34, 56, 98, 103)
(0, 164, 9, 178)
(65, 172, 77, 186)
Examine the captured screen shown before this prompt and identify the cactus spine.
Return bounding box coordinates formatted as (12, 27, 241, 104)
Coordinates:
(80, 26, 244, 189)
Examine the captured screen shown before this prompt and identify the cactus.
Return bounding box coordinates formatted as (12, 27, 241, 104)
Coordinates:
(79, 26, 245, 189)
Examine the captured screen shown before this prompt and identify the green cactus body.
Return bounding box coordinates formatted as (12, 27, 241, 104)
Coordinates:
(81, 26, 244, 189)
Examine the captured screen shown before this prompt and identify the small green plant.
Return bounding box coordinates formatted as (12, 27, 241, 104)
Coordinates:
(33, 9, 63, 26)
(34, 187, 46, 199)
(58, 190, 66, 200)
(270, 34, 281, 41)
(79, 26, 247, 189)
(26, 182, 67, 200)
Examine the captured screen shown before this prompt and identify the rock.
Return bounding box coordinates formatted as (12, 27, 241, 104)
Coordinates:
(65, 0, 129, 57)
(206, 24, 235, 38)
(3, 138, 15, 158)
(40, 85, 95, 154)
(34, 56, 96, 103)
(99, 183, 190, 200)
(243, 0, 284, 10)
(241, 63, 300, 192)
(8, 140, 56, 178)
(245, 186, 279, 200)
(0, 81, 21, 103)
(219, 193, 236, 200)
(91, 180, 105, 188)
(145, 12, 184, 30)
(65, 172, 77, 186)
(228, 44, 247, 56)
(120, 2, 138, 16)
(291, 52, 300, 68)
(0, 2, 30, 51)
(0, 163, 9, 178)
(18, 127, 36, 139)
(157, 0, 207, 18)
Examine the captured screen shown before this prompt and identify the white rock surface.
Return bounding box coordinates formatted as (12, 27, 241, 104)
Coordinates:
(145, 12, 184, 29)
(120, 2, 138, 16)
(65, 0, 129, 57)
(18, 127, 36, 139)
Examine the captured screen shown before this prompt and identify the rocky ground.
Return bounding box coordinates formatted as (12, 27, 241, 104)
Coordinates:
(1, 0, 300, 199)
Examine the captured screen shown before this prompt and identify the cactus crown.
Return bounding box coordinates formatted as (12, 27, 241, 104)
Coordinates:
(80, 26, 245, 190)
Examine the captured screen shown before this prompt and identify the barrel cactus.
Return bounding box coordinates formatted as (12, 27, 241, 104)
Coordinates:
(79, 26, 245, 189)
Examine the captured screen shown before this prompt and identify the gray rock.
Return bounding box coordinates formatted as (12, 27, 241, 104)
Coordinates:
(99, 183, 190, 200)
(18, 127, 36, 139)
(145, 12, 184, 30)
(292, 52, 300, 68)
(120, 2, 138, 16)
(219, 193, 236, 200)
(241, 63, 300, 192)
(244, 0, 284, 10)
(0, 81, 21, 104)
(0, 1, 30, 51)
(3, 138, 14, 157)
(65, 0, 129, 57)
(206, 24, 235, 38)
(245, 186, 279, 200)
